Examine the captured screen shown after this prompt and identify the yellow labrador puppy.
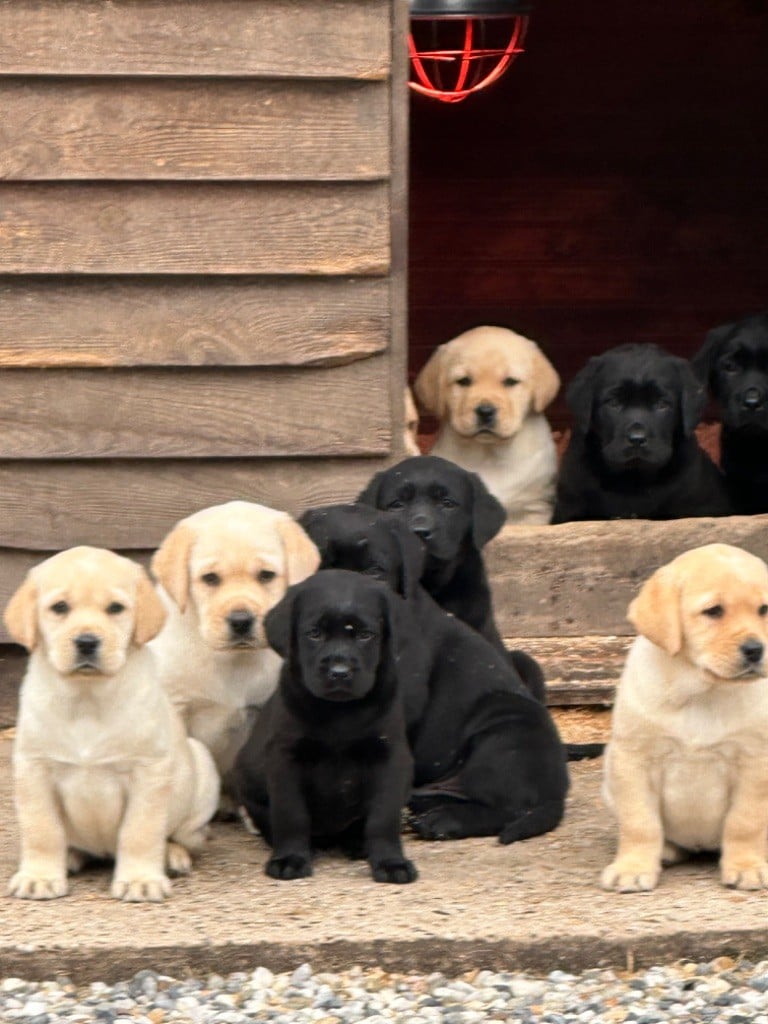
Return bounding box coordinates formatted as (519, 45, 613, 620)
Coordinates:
(415, 326, 560, 524)
(6, 546, 219, 902)
(149, 501, 320, 785)
(602, 543, 768, 893)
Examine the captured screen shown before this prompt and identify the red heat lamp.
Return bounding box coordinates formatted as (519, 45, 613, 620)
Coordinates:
(409, 0, 531, 104)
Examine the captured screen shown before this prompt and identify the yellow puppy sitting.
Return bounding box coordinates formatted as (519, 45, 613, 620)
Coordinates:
(415, 326, 561, 524)
(602, 543, 768, 893)
(149, 501, 320, 787)
(6, 547, 219, 902)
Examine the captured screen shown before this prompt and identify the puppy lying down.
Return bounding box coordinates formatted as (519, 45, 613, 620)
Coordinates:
(234, 570, 417, 883)
(5, 547, 219, 902)
(602, 543, 768, 892)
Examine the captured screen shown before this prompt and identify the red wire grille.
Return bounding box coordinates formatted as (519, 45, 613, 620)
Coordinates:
(408, 14, 528, 103)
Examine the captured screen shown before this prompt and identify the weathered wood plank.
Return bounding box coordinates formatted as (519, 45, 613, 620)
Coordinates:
(488, 515, 768, 638)
(0, 278, 389, 368)
(0, 183, 389, 275)
(0, 79, 389, 182)
(0, 0, 390, 79)
(0, 459, 391, 550)
(0, 647, 25, 728)
(0, 359, 391, 459)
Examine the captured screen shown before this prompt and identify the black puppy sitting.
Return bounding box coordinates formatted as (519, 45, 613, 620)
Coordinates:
(552, 343, 732, 522)
(357, 455, 545, 703)
(693, 312, 768, 514)
(233, 570, 417, 884)
(300, 504, 570, 843)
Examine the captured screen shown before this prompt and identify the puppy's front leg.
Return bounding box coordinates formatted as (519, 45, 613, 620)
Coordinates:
(366, 751, 417, 884)
(721, 757, 768, 890)
(9, 760, 69, 899)
(265, 756, 313, 880)
(601, 746, 663, 892)
(111, 760, 172, 902)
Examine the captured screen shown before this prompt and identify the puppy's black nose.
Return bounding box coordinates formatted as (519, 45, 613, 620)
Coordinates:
(742, 387, 763, 410)
(626, 424, 648, 447)
(741, 638, 764, 664)
(410, 514, 433, 540)
(326, 663, 352, 683)
(75, 633, 100, 657)
(227, 609, 255, 637)
(475, 403, 497, 426)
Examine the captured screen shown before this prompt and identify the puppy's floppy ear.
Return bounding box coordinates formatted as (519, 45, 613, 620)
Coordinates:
(151, 523, 194, 612)
(676, 358, 707, 436)
(691, 321, 734, 395)
(298, 506, 331, 559)
(264, 585, 299, 658)
(358, 470, 386, 508)
(566, 357, 600, 433)
(528, 345, 561, 413)
(4, 575, 38, 651)
(277, 518, 320, 585)
(468, 472, 506, 548)
(414, 346, 448, 418)
(133, 567, 168, 646)
(628, 564, 682, 656)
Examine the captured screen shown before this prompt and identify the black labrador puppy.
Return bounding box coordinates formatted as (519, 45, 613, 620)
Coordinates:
(552, 343, 732, 522)
(234, 570, 417, 883)
(357, 455, 546, 703)
(693, 311, 768, 514)
(300, 504, 570, 843)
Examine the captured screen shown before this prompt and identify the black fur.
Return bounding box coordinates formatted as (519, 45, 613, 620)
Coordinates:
(693, 312, 768, 514)
(300, 504, 570, 842)
(233, 570, 417, 883)
(553, 343, 732, 522)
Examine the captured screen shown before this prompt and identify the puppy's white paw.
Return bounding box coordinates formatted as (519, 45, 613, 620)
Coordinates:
(166, 842, 192, 877)
(8, 872, 68, 900)
(111, 875, 171, 902)
(722, 859, 768, 890)
(67, 849, 87, 874)
(661, 841, 687, 866)
(601, 859, 659, 893)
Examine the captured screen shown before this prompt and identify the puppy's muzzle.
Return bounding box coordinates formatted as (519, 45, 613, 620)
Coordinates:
(73, 632, 101, 670)
(740, 637, 765, 673)
(226, 608, 256, 645)
(320, 658, 357, 698)
(626, 423, 648, 448)
(474, 402, 497, 430)
(409, 512, 434, 541)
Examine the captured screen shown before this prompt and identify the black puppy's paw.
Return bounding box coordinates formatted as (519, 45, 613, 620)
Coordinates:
(371, 857, 418, 884)
(409, 808, 465, 841)
(265, 854, 313, 880)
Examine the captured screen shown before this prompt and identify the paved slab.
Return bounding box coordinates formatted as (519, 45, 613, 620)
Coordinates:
(2, 732, 767, 983)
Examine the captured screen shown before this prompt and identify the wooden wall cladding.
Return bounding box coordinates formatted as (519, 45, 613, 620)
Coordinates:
(0, 0, 391, 79)
(408, 0, 768, 428)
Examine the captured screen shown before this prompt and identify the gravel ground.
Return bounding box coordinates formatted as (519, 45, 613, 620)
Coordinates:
(4, 957, 768, 1024)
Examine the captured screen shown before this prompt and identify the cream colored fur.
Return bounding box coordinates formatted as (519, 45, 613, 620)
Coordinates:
(6, 546, 219, 902)
(149, 501, 320, 783)
(602, 543, 768, 893)
(415, 326, 559, 524)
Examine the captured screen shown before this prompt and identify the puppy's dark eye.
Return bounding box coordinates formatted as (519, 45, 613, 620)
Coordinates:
(503, 377, 520, 387)
(455, 376, 472, 387)
(440, 497, 458, 509)
(306, 627, 322, 641)
(257, 569, 276, 584)
(654, 398, 672, 411)
(50, 600, 70, 616)
(201, 572, 221, 587)
(387, 499, 405, 510)
(702, 604, 725, 619)
(106, 602, 125, 615)
(759, 605, 768, 617)
(357, 630, 374, 641)
(721, 358, 739, 373)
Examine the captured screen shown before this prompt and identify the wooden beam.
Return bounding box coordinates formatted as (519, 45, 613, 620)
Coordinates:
(0, 183, 389, 275)
(0, 79, 389, 182)
(0, 358, 391, 459)
(0, 0, 390, 80)
(0, 277, 389, 368)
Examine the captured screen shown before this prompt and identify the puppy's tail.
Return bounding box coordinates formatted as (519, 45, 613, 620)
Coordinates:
(499, 798, 566, 845)
(565, 742, 605, 761)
